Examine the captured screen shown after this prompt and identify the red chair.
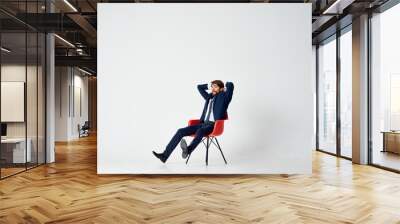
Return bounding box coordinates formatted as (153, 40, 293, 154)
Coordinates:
(185, 118, 228, 165)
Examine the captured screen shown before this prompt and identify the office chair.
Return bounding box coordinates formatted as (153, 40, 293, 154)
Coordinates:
(185, 117, 228, 166)
(79, 121, 90, 138)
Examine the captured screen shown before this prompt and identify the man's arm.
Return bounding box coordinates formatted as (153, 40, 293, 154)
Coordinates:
(197, 83, 210, 100)
(224, 82, 234, 104)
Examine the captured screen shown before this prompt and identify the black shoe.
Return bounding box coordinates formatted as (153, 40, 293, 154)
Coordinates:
(180, 139, 189, 159)
(152, 151, 167, 163)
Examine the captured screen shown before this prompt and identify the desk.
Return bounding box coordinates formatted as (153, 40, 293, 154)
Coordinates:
(1, 138, 31, 163)
(382, 131, 400, 154)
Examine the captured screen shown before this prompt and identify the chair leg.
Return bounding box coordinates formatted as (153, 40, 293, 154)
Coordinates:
(214, 138, 227, 164)
(201, 138, 208, 148)
(205, 137, 210, 166)
(185, 152, 191, 164)
(186, 138, 207, 165)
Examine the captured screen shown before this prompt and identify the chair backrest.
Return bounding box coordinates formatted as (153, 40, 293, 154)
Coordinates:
(188, 119, 201, 126)
(187, 118, 227, 136)
(211, 119, 225, 136)
(84, 121, 90, 128)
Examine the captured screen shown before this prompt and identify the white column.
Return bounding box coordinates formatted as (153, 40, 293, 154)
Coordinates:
(352, 14, 369, 164)
(45, 0, 56, 163)
(46, 33, 55, 163)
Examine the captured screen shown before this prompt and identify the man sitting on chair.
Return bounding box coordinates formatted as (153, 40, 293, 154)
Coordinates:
(152, 80, 234, 163)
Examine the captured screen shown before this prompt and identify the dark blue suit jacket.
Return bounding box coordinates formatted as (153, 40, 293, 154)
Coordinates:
(198, 82, 234, 122)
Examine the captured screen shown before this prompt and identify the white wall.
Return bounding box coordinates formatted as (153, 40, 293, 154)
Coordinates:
(98, 3, 313, 174)
(55, 67, 69, 141)
(1, 65, 42, 138)
(55, 67, 89, 141)
(71, 73, 89, 138)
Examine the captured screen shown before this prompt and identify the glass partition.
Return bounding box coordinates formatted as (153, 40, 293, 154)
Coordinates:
(27, 31, 38, 169)
(0, 31, 28, 177)
(0, 1, 46, 179)
(25, 0, 44, 170)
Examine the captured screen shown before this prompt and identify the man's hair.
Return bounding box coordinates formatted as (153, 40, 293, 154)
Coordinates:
(211, 80, 224, 89)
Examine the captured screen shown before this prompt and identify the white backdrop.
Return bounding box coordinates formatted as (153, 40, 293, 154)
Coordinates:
(98, 3, 313, 174)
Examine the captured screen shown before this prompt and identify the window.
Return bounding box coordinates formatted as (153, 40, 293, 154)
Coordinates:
(370, 3, 400, 171)
(316, 26, 353, 159)
(318, 37, 337, 154)
(339, 29, 352, 158)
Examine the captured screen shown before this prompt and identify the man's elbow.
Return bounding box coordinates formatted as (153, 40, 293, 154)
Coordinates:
(198, 83, 208, 89)
(226, 82, 234, 90)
